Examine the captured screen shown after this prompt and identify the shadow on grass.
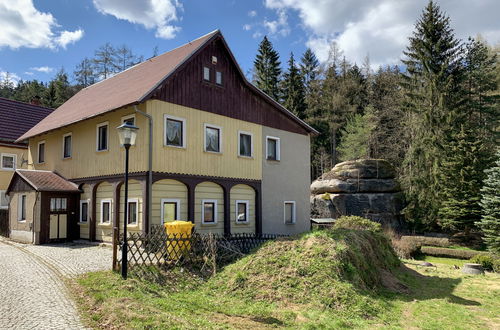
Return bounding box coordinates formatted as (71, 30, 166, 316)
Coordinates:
(381, 265, 481, 306)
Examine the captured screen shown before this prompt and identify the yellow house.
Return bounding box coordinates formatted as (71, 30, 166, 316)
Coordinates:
(0, 98, 53, 212)
(9, 30, 317, 244)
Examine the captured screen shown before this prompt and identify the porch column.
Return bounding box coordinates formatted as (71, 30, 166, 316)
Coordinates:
(222, 183, 231, 235)
(89, 183, 98, 241)
(141, 178, 149, 234)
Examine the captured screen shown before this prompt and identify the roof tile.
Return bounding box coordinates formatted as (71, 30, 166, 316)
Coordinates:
(16, 170, 80, 192)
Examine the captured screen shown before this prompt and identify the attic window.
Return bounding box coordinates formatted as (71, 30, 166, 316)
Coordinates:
(216, 71, 222, 85)
(212, 56, 217, 64)
(203, 67, 210, 81)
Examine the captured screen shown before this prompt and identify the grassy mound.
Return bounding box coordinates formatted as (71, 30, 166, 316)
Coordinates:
(209, 228, 401, 316)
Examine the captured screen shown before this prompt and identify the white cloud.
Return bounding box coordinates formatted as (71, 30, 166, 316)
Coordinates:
(248, 10, 257, 17)
(30, 66, 54, 73)
(24, 71, 34, 76)
(243, 24, 252, 31)
(56, 29, 84, 49)
(0, 0, 84, 50)
(264, 8, 289, 37)
(252, 31, 263, 39)
(93, 0, 182, 39)
(0, 70, 20, 86)
(265, 0, 500, 68)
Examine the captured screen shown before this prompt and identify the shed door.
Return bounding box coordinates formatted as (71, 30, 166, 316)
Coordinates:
(49, 214, 68, 240)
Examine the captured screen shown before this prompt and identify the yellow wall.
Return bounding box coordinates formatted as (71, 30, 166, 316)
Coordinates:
(9, 191, 38, 233)
(0, 145, 28, 190)
(79, 184, 91, 239)
(118, 179, 143, 235)
(95, 181, 113, 242)
(194, 181, 224, 234)
(28, 105, 149, 179)
(230, 184, 255, 234)
(148, 100, 262, 180)
(151, 179, 188, 226)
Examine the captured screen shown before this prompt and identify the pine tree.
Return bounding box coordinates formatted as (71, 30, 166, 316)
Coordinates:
(477, 149, 500, 253)
(438, 126, 490, 232)
(44, 69, 73, 108)
(253, 36, 281, 101)
(337, 109, 375, 161)
(282, 53, 306, 118)
(400, 0, 464, 230)
(300, 48, 319, 92)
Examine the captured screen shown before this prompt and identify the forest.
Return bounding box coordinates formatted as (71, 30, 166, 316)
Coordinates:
(0, 1, 498, 249)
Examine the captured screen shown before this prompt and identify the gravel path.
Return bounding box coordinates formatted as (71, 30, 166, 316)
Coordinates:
(0, 237, 112, 329)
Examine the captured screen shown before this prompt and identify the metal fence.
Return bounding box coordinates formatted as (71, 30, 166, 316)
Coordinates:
(0, 210, 8, 237)
(113, 225, 287, 280)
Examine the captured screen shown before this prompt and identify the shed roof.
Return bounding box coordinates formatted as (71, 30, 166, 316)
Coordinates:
(0, 98, 53, 145)
(9, 170, 80, 193)
(18, 30, 316, 142)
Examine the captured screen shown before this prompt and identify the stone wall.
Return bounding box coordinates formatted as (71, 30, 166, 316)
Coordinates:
(310, 159, 404, 229)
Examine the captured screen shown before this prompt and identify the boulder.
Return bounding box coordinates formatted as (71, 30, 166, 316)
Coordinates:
(311, 178, 400, 194)
(325, 159, 396, 179)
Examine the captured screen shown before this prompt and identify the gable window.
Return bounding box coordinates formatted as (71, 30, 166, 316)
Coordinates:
(284, 201, 296, 225)
(127, 198, 138, 225)
(235, 200, 249, 223)
(1, 153, 16, 171)
(202, 200, 217, 224)
(63, 133, 72, 158)
(238, 131, 253, 158)
(266, 136, 280, 161)
(161, 199, 180, 224)
(18, 194, 26, 221)
(203, 66, 210, 81)
(101, 199, 111, 223)
(122, 114, 135, 125)
(204, 124, 221, 153)
(0, 190, 9, 209)
(164, 115, 186, 148)
(96, 122, 109, 151)
(37, 141, 45, 163)
(216, 71, 222, 85)
(80, 200, 89, 223)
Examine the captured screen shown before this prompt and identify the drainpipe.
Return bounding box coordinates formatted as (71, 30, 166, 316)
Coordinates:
(134, 105, 153, 234)
(32, 191, 39, 244)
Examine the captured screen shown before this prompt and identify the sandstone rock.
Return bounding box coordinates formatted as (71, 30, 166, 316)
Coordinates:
(326, 159, 396, 179)
(311, 178, 400, 194)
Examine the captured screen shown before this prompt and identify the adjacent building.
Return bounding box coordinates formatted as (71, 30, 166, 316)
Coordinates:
(8, 30, 317, 244)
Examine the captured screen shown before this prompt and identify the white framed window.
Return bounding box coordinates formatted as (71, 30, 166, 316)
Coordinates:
(201, 199, 217, 224)
(121, 114, 135, 125)
(266, 136, 281, 161)
(238, 131, 253, 158)
(235, 200, 249, 223)
(62, 133, 72, 159)
(1, 153, 16, 171)
(80, 200, 89, 223)
(50, 198, 67, 211)
(127, 198, 139, 225)
(18, 194, 27, 221)
(216, 71, 222, 85)
(284, 201, 296, 224)
(164, 115, 186, 148)
(203, 66, 210, 81)
(0, 190, 9, 209)
(37, 141, 45, 164)
(96, 122, 109, 152)
(204, 124, 222, 153)
(161, 198, 180, 224)
(100, 199, 112, 223)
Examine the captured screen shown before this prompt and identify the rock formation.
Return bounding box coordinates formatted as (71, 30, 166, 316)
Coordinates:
(310, 159, 405, 229)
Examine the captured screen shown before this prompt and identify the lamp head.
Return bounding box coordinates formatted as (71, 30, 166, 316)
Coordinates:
(117, 122, 139, 147)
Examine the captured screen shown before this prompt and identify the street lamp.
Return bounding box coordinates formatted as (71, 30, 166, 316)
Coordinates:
(117, 122, 139, 279)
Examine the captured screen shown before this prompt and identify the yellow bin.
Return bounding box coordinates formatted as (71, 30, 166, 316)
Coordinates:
(164, 221, 195, 260)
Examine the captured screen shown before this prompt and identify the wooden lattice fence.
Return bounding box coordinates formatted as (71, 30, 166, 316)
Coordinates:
(114, 225, 287, 279)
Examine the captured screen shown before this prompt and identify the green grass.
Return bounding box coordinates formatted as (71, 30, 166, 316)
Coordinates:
(71, 235, 500, 329)
(416, 255, 468, 267)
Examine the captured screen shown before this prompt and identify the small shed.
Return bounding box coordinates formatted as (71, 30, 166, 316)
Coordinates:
(6, 170, 80, 244)
(310, 218, 336, 230)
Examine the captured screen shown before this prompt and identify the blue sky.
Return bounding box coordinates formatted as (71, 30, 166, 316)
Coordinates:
(1, 0, 499, 85)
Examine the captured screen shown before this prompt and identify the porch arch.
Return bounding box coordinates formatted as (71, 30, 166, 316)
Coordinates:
(230, 184, 256, 234)
(194, 181, 224, 234)
(151, 179, 188, 225)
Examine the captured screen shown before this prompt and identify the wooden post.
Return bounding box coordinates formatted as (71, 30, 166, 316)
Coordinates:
(112, 226, 118, 271)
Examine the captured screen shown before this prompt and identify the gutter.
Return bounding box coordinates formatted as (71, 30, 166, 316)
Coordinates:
(134, 105, 153, 234)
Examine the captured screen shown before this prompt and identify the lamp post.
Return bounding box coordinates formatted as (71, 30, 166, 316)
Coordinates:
(117, 122, 139, 279)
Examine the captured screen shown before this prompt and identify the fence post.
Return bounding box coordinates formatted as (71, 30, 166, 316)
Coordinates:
(112, 226, 118, 271)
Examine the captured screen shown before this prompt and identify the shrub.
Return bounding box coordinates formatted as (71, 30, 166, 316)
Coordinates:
(400, 236, 451, 248)
(333, 216, 382, 232)
(493, 259, 500, 273)
(421, 247, 486, 259)
(470, 254, 495, 271)
(391, 236, 421, 259)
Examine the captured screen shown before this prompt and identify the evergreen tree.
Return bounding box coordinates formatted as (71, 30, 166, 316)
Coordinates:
(400, 0, 464, 230)
(13, 80, 47, 104)
(253, 36, 281, 101)
(300, 48, 319, 92)
(0, 72, 16, 98)
(478, 149, 500, 253)
(282, 53, 306, 119)
(337, 109, 375, 161)
(44, 69, 73, 108)
(438, 126, 490, 232)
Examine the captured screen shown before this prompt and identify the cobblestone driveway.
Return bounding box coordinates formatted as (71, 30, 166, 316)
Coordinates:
(0, 238, 112, 329)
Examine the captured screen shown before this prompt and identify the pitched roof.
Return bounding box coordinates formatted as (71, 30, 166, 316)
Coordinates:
(10, 170, 80, 192)
(0, 98, 53, 145)
(18, 30, 219, 141)
(18, 29, 317, 142)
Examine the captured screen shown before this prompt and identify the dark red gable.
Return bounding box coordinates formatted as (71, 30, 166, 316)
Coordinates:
(151, 35, 313, 136)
